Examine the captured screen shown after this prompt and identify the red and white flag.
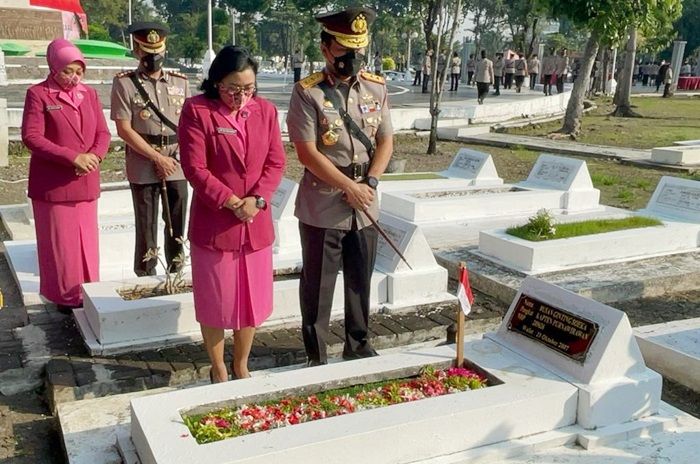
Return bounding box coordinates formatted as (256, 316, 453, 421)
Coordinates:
(457, 265, 475, 315)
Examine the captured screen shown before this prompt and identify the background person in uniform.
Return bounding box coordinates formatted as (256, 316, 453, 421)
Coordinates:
(475, 49, 494, 104)
(178, 46, 285, 383)
(373, 51, 382, 75)
(22, 39, 110, 313)
(528, 53, 540, 90)
(503, 53, 515, 89)
(493, 52, 504, 96)
(286, 6, 393, 366)
(111, 23, 190, 276)
(466, 53, 476, 86)
(449, 51, 461, 91)
(542, 49, 556, 96)
(412, 52, 423, 86)
(293, 47, 305, 82)
(421, 49, 433, 93)
(514, 53, 528, 93)
(437, 50, 447, 87)
(555, 48, 568, 93)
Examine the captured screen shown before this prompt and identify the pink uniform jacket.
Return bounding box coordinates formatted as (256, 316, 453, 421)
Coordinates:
(22, 80, 111, 202)
(178, 94, 286, 252)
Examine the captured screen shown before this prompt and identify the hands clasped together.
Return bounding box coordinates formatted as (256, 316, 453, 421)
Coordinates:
(343, 181, 374, 211)
(72, 153, 100, 176)
(225, 195, 259, 223)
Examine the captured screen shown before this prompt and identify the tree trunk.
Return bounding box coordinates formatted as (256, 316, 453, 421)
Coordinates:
(427, 1, 445, 155)
(612, 25, 640, 117)
(428, 0, 462, 155)
(559, 32, 599, 136)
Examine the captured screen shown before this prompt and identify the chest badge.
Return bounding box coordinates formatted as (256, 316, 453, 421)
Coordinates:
(139, 109, 151, 120)
(321, 130, 339, 146)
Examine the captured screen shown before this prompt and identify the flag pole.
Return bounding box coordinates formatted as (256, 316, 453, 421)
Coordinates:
(456, 261, 466, 367)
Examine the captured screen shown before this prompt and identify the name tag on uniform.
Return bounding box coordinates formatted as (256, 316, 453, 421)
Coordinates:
(167, 86, 185, 96)
(216, 127, 237, 135)
(46, 105, 62, 111)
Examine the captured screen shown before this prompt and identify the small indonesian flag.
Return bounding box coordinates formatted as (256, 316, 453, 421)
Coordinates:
(457, 265, 474, 315)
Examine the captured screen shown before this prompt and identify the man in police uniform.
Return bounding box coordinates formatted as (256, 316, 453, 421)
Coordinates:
(286, 7, 393, 366)
(111, 22, 190, 276)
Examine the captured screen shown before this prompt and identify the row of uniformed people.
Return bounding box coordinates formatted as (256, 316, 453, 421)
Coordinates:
(21, 6, 393, 382)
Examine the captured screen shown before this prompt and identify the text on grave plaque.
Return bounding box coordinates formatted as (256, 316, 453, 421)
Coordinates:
(508, 294, 599, 363)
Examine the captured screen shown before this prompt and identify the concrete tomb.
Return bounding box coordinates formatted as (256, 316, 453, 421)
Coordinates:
(75, 212, 452, 355)
(1, 179, 303, 306)
(651, 145, 700, 166)
(381, 154, 601, 224)
(122, 278, 664, 464)
(477, 176, 700, 274)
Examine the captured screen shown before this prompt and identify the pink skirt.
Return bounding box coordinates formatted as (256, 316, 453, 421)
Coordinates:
(191, 240, 273, 330)
(32, 199, 99, 307)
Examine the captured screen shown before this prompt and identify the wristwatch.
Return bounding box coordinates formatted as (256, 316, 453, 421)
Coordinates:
(254, 195, 267, 210)
(364, 176, 379, 190)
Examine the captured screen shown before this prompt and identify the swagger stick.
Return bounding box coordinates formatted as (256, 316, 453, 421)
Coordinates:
(161, 179, 174, 237)
(362, 208, 412, 270)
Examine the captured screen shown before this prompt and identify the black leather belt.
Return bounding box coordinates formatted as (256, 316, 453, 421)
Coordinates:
(337, 162, 369, 180)
(140, 133, 178, 146)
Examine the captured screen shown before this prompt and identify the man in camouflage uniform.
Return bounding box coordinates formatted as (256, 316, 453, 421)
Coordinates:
(111, 22, 190, 276)
(286, 7, 394, 366)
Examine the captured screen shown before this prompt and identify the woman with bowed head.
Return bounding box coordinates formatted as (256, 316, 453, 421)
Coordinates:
(21, 39, 110, 314)
(178, 46, 286, 383)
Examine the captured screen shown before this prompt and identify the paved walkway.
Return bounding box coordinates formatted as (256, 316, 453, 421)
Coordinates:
(456, 132, 699, 172)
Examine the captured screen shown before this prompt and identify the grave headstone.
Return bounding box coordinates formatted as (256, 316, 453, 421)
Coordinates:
(441, 148, 503, 186)
(640, 176, 700, 223)
(488, 277, 661, 429)
(518, 153, 599, 211)
(270, 178, 300, 268)
(374, 213, 449, 306)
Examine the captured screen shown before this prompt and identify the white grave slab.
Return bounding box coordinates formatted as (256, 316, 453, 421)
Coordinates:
(673, 139, 700, 146)
(381, 154, 601, 224)
(635, 318, 700, 393)
(477, 218, 699, 274)
(651, 146, 700, 165)
(638, 176, 700, 223)
(124, 278, 664, 464)
(488, 277, 661, 429)
(76, 214, 452, 354)
(2, 179, 304, 306)
(477, 176, 700, 274)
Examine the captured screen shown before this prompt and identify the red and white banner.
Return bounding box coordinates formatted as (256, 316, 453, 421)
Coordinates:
(457, 265, 475, 316)
(30, 0, 84, 14)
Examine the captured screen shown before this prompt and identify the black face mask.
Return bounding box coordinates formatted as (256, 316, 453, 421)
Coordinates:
(333, 50, 365, 77)
(141, 53, 164, 73)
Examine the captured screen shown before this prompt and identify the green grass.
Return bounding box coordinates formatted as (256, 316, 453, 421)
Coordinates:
(380, 172, 445, 180)
(507, 216, 663, 242)
(506, 96, 700, 149)
(591, 173, 620, 186)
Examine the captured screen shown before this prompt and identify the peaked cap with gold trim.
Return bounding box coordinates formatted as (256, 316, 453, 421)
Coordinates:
(315, 7, 376, 49)
(128, 22, 169, 54)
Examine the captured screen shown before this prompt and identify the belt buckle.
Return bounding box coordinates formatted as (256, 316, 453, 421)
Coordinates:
(352, 163, 362, 180)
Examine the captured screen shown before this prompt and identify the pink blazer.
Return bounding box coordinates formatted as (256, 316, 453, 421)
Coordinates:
(22, 80, 110, 202)
(178, 94, 286, 252)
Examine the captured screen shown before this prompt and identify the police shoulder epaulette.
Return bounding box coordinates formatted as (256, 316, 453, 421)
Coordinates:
(167, 70, 189, 80)
(298, 72, 324, 89)
(360, 71, 385, 85)
(115, 70, 135, 79)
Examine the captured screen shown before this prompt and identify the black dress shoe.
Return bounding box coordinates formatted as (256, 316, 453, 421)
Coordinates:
(56, 304, 78, 315)
(342, 348, 379, 361)
(306, 359, 327, 367)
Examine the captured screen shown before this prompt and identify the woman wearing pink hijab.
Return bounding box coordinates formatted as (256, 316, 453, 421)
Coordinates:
(21, 39, 111, 313)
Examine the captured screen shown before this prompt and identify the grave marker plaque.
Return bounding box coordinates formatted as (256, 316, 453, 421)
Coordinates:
(522, 154, 595, 192)
(443, 149, 502, 185)
(507, 294, 599, 364)
(643, 176, 700, 223)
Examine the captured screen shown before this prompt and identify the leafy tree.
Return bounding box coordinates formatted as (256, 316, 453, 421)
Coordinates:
(674, 0, 700, 59)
